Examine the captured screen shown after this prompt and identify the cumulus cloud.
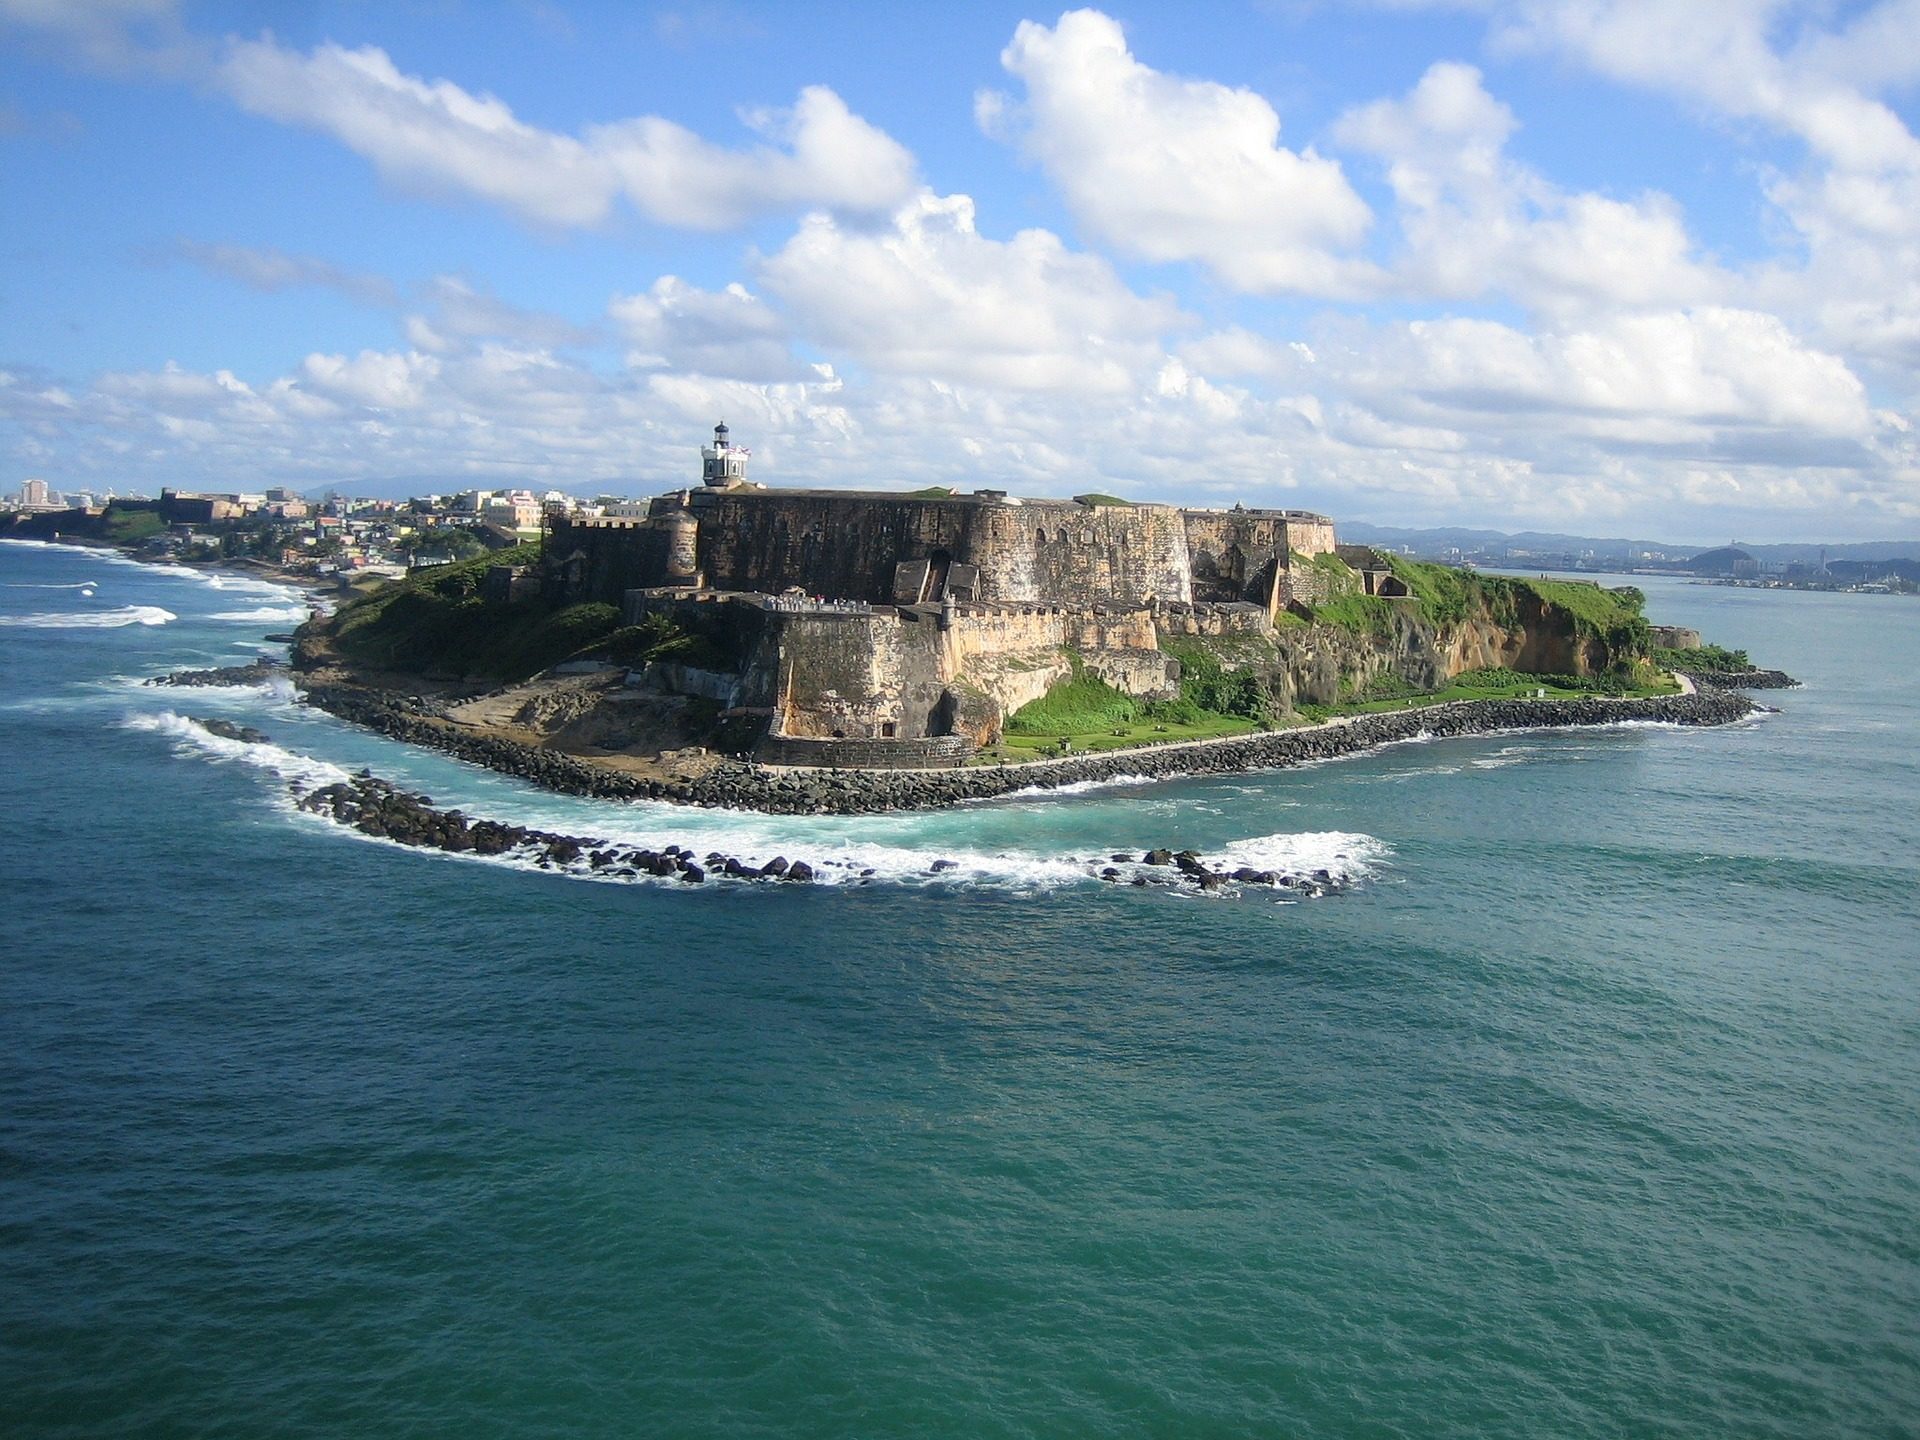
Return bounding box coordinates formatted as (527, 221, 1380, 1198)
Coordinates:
(215, 37, 915, 230)
(1342, 308, 1873, 442)
(592, 85, 918, 229)
(756, 190, 1188, 393)
(1335, 60, 1723, 313)
(980, 8, 1376, 295)
(611, 278, 810, 382)
(299, 349, 441, 410)
(1390, 0, 1920, 403)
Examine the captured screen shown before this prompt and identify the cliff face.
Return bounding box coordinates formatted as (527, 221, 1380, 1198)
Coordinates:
(1239, 584, 1630, 709)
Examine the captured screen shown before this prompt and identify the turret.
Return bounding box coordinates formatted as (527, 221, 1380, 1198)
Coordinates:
(662, 508, 700, 585)
(700, 421, 749, 488)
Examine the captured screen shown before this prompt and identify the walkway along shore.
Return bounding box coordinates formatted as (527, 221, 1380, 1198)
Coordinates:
(287, 680, 1765, 816)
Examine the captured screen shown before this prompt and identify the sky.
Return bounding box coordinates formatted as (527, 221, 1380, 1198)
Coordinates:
(2, 1, 1918, 543)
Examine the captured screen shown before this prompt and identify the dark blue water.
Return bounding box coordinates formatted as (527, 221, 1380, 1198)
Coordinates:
(3, 539, 1916, 1437)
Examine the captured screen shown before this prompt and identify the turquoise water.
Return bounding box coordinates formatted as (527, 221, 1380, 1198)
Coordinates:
(2, 539, 1916, 1437)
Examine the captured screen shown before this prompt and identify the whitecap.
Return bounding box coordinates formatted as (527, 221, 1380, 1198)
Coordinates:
(0, 604, 176, 629)
(121, 711, 351, 790)
(985, 771, 1165, 802)
(1212, 830, 1391, 886)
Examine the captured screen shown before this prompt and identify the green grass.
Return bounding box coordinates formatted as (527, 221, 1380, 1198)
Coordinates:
(1301, 554, 1653, 658)
(1310, 592, 1395, 634)
(1004, 665, 1138, 734)
(904, 486, 956, 498)
(1382, 555, 1478, 625)
(992, 712, 1258, 759)
(1654, 642, 1750, 670)
(1298, 666, 1677, 719)
(1071, 492, 1134, 507)
(1155, 636, 1269, 720)
(997, 651, 1263, 757)
(103, 506, 165, 543)
(327, 542, 636, 680)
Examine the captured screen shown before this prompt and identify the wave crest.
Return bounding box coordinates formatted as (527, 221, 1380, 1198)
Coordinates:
(0, 605, 175, 629)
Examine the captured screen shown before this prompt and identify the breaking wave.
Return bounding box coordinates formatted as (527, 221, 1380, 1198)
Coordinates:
(0, 605, 176, 629)
(128, 713, 1392, 898)
(121, 711, 351, 791)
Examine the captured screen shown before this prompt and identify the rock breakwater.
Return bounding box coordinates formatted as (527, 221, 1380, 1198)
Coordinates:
(1678, 668, 1800, 690)
(285, 765, 1350, 897)
(292, 681, 1759, 816)
(147, 659, 287, 688)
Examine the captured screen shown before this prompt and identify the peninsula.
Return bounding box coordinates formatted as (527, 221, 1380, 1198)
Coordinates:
(242, 424, 1780, 814)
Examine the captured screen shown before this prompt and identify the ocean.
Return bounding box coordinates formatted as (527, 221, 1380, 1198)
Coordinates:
(2, 538, 1915, 1438)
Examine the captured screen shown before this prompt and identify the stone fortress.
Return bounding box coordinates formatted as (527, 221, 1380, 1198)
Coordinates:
(544, 424, 1346, 766)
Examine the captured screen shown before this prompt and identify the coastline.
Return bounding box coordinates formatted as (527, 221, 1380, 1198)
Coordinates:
(23, 533, 1766, 815)
(292, 679, 1761, 816)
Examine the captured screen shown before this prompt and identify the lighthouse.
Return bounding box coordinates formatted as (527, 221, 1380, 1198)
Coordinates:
(700, 421, 749, 488)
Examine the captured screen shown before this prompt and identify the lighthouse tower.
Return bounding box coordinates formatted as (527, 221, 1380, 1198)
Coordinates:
(700, 421, 749, 488)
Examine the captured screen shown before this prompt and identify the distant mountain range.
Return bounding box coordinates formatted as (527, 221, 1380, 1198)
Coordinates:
(1338, 523, 1920, 566)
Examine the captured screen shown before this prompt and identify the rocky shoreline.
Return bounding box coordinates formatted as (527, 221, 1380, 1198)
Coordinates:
(1677, 667, 1801, 690)
(288, 679, 1763, 816)
(280, 766, 1355, 896)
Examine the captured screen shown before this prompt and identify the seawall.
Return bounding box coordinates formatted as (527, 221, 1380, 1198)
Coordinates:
(296, 682, 1759, 816)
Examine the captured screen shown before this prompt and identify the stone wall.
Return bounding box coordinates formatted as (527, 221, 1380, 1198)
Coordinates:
(560, 491, 1335, 618)
(1152, 600, 1275, 637)
(681, 491, 1195, 608)
(549, 516, 673, 603)
(965, 501, 1193, 606)
(770, 608, 954, 741)
(1179, 508, 1335, 612)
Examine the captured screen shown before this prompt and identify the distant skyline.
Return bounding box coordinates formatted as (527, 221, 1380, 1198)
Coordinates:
(2, 1, 1917, 543)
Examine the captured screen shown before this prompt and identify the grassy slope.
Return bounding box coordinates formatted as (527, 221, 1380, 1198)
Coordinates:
(326, 544, 628, 681)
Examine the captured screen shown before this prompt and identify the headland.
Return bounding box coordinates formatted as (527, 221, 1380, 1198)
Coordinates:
(219, 424, 1778, 811)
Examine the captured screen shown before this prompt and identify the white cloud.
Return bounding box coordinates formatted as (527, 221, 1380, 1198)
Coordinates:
(755, 190, 1188, 393)
(299, 349, 441, 409)
(1447, 1, 1920, 382)
(610, 278, 809, 382)
(592, 85, 918, 229)
(1488, 0, 1920, 174)
(981, 8, 1376, 296)
(215, 37, 915, 231)
(1335, 60, 1722, 313)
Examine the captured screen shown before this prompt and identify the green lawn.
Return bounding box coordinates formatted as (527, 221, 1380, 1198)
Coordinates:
(985, 711, 1262, 761)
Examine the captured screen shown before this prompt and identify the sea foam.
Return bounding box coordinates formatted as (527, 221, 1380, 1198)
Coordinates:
(121, 710, 351, 791)
(0, 605, 176, 629)
(134, 715, 1392, 898)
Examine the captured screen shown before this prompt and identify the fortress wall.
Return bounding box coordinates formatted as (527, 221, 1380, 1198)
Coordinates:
(1153, 602, 1276, 638)
(697, 494, 976, 602)
(549, 516, 671, 603)
(966, 503, 1194, 606)
(1181, 511, 1287, 607)
(1285, 514, 1337, 556)
(694, 492, 1194, 607)
(771, 609, 952, 741)
(940, 604, 1156, 663)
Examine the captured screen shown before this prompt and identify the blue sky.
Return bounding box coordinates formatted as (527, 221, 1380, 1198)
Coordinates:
(3, 1, 1917, 542)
